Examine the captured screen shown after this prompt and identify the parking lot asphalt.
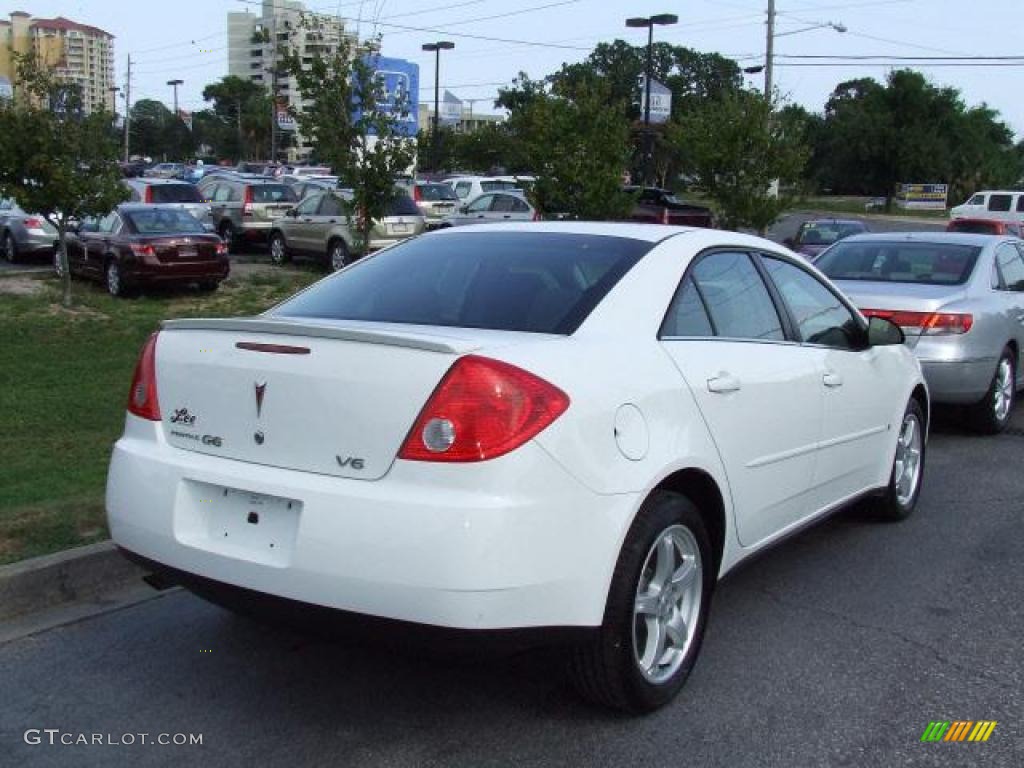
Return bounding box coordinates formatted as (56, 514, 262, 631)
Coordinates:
(1, 407, 1021, 768)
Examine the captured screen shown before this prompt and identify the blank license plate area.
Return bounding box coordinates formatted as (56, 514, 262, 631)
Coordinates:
(176, 480, 302, 567)
(390, 223, 410, 233)
(178, 247, 197, 259)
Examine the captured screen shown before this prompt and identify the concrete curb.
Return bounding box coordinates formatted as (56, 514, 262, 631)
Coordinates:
(0, 541, 145, 623)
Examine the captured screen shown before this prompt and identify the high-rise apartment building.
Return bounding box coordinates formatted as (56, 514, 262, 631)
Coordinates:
(0, 11, 116, 114)
(228, 0, 348, 159)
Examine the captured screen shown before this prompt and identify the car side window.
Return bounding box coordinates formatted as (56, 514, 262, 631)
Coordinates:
(691, 252, 784, 341)
(213, 185, 233, 203)
(967, 194, 984, 206)
(661, 276, 714, 337)
(1016, 195, 1024, 213)
(319, 194, 344, 217)
(295, 194, 322, 216)
(762, 256, 862, 350)
(988, 194, 1012, 212)
(511, 197, 530, 213)
(98, 212, 120, 234)
(466, 195, 493, 213)
(995, 244, 1024, 291)
(491, 195, 516, 213)
(455, 182, 471, 198)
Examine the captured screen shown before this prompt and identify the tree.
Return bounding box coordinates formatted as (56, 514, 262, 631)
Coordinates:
(671, 89, 809, 234)
(128, 99, 194, 160)
(201, 76, 273, 161)
(0, 53, 128, 306)
(502, 76, 634, 220)
(279, 19, 414, 252)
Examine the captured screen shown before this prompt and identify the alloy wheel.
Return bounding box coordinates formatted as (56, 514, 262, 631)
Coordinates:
(106, 262, 121, 296)
(4, 233, 15, 263)
(893, 412, 923, 507)
(993, 357, 1014, 424)
(330, 242, 348, 271)
(632, 524, 703, 684)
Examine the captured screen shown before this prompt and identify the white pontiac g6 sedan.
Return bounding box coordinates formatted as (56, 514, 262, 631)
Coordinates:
(106, 223, 927, 713)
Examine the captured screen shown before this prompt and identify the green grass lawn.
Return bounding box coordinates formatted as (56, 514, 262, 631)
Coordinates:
(0, 266, 322, 565)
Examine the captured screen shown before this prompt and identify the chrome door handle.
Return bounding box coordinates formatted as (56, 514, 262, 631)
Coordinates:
(823, 371, 844, 388)
(707, 374, 741, 394)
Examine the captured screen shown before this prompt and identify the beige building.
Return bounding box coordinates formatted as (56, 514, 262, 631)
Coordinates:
(228, 0, 348, 160)
(0, 11, 115, 114)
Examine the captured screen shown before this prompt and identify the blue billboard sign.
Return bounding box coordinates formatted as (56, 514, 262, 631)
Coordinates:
(360, 55, 419, 137)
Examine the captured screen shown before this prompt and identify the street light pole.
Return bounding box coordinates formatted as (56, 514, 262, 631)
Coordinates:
(166, 79, 183, 118)
(626, 14, 677, 187)
(764, 0, 775, 100)
(422, 41, 454, 172)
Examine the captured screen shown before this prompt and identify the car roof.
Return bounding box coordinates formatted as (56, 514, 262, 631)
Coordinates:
(126, 178, 192, 186)
(429, 220, 726, 243)
(802, 218, 864, 226)
(838, 231, 1008, 247)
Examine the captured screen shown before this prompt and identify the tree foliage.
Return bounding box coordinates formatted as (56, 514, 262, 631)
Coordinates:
(671, 89, 809, 234)
(501, 75, 634, 220)
(200, 76, 274, 161)
(811, 70, 1021, 203)
(129, 99, 194, 160)
(0, 52, 128, 306)
(279, 20, 414, 251)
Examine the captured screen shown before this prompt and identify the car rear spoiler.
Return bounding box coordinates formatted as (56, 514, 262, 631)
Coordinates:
(161, 317, 464, 354)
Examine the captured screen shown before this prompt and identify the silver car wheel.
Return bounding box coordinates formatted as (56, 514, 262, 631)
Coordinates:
(270, 236, 286, 264)
(893, 412, 923, 507)
(632, 524, 703, 684)
(330, 242, 348, 271)
(4, 233, 15, 262)
(993, 357, 1013, 423)
(106, 262, 121, 296)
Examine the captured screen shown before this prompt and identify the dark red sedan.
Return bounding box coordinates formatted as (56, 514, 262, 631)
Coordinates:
(60, 205, 229, 297)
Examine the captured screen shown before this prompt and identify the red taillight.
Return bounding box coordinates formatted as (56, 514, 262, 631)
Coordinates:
(413, 185, 422, 202)
(144, 186, 153, 203)
(243, 186, 254, 216)
(862, 308, 974, 335)
(24, 217, 44, 229)
(130, 243, 155, 257)
(127, 332, 161, 421)
(397, 355, 570, 463)
(215, 241, 228, 256)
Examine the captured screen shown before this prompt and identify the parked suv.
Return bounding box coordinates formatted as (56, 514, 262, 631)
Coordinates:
(269, 189, 425, 271)
(197, 175, 298, 250)
(123, 179, 213, 228)
(413, 181, 460, 228)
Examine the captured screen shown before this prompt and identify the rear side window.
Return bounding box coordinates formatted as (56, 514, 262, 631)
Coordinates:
(995, 245, 1024, 291)
(272, 232, 651, 334)
(251, 185, 297, 203)
(149, 184, 202, 204)
(988, 194, 1012, 212)
(661, 277, 714, 337)
(690, 252, 784, 341)
(385, 193, 421, 217)
(1017, 196, 1024, 213)
(454, 182, 471, 198)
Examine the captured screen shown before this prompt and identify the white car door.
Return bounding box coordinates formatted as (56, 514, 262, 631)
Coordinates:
(660, 250, 824, 547)
(760, 254, 896, 506)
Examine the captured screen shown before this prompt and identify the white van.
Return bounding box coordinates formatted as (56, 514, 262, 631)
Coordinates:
(949, 190, 1024, 224)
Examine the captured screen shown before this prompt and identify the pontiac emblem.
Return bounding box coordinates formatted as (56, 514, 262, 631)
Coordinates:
(254, 381, 267, 417)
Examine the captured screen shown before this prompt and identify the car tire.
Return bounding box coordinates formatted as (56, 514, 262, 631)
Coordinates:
(218, 222, 237, 253)
(3, 232, 17, 263)
(867, 398, 926, 521)
(568, 490, 714, 713)
(328, 239, 350, 272)
(105, 259, 125, 298)
(969, 348, 1015, 434)
(197, 280, 220, 293)
(269, 233, 289, 265)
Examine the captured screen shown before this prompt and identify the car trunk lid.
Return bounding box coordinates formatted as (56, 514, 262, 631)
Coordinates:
(831, 279, 969, 346)
(154, 318, 541, 480)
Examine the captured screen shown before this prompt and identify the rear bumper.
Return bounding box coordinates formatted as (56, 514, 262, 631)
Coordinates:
(106, 415, 636, 630)
(19, 231, 56, 255)
(125, 262, 229, 285)
(916, 355, 996, 404)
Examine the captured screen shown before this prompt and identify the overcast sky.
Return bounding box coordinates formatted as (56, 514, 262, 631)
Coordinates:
(4, 0, 1022, 138)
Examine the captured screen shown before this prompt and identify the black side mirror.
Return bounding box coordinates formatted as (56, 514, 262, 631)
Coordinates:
(867, 316, 905, 346)
(286, 208, 298, 218)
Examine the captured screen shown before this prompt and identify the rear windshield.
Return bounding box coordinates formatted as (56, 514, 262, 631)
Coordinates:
(125, 209, 206, 234)
(417, 184, 458, 201)
(798, 222, 864, 246)
(386, 193, 421, 217)
(816, 241, 982, 286)
(272, 232, 652, 334)
(251, 185, 297, 203)
(481, 180, 518, 192)
(149, 184, 202, 204)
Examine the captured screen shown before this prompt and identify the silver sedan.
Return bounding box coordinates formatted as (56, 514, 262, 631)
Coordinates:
(438, 191, 537, 228)
(815, 232, 1024, 432)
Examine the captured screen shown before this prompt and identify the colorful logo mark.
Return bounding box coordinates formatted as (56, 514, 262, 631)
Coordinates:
(920, 721, 997, 743)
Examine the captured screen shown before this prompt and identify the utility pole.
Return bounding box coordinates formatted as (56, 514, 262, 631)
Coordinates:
(270, 66, 278, 164)
(167, 79, 183, 117)
(421, 41, 454, 171)
(124, 54, 131, 162)
(764, 0, 776, 100)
